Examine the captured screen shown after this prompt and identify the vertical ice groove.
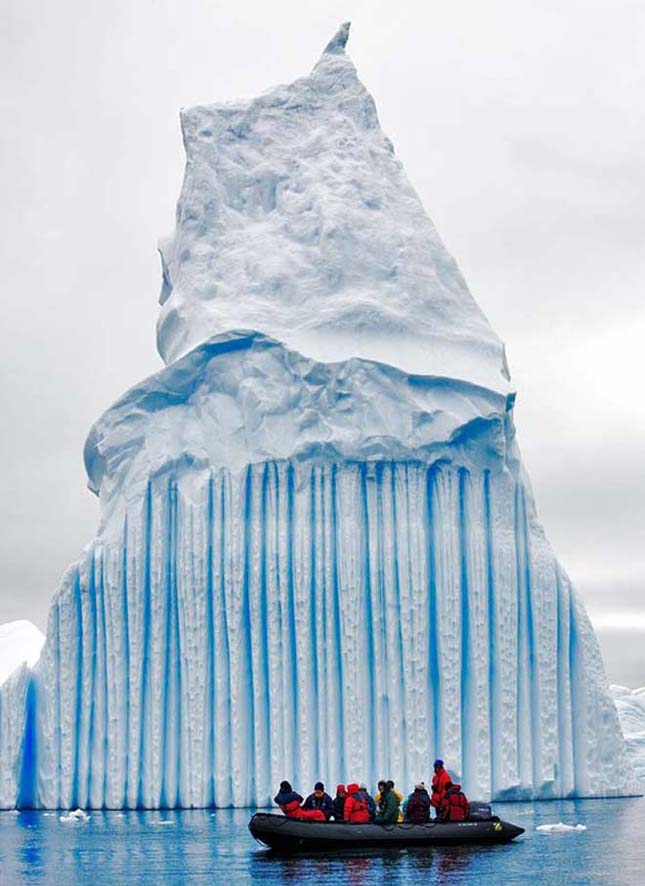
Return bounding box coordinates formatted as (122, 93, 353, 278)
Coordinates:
(204, 474, 216, 807)
(434, 466, 462, 774)
(401, 464, 429, 781)
(218, 470, 234, 806)
(285, 464, 300, 788)
(240, 465, 258, 803)
(458, 468, 471, 789)
(426, 466, 440, 759)
(360, 463, 378, 784)
(71, 570, 83, 808)
(459, 469, 491, 798)
(555, 566, 574, 795)
(514, 482, 532, 793)
(292, 463, 314, 790)
(330, 464, 345, 780)
(85, 557, 98, 808)
(262, 462, 282, 797)
(568, 588, 584, 793)
(336, 465, 364, 779)
(382, 462, 406, 787)
(365, 463, 388, 778)
(120, 519, 131, 806)
(483, 470, 497, 795)
(98, 551, 110, 807)
(490, 470, 520, 795)
(136, 483, 152, 808)
(308, 467, 321, 779)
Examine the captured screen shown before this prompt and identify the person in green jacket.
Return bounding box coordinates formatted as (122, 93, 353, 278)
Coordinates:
(374, 781, 399, 824)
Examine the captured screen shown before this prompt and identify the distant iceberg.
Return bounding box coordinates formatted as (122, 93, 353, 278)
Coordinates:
(610, 686, 645, 782)
(0, 24, 636, 809)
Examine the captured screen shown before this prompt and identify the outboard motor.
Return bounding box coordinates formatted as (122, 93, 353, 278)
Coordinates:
(468, 801, 494, 821)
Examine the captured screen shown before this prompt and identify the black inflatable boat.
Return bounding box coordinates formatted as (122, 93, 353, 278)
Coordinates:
(249, 813, 524, 852)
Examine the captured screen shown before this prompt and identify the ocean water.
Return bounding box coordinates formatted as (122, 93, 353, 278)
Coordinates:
(0, 797, 643, 885)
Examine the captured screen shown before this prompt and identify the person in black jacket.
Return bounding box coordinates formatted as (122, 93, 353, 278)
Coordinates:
(302, 781, 334, 819)
(332, 784, 348, 820)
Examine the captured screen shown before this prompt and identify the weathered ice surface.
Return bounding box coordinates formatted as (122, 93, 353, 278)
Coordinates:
(611, 686, 645, 782)
(0, 24, 636, 808)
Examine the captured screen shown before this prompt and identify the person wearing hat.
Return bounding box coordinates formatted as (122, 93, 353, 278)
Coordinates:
(332, 784, 348, 820)
(403, 781, 431, 823)
(302, 781, 334, 820)
(431, 759, 451, 813)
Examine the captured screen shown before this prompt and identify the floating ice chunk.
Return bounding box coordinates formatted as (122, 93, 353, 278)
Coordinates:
(60, 808, 90, 823)
(536, 822, 587, 833)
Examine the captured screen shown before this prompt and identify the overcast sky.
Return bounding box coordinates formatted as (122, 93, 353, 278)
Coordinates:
(1, 0, 643, 680)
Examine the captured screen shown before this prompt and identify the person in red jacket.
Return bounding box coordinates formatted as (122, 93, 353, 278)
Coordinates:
(274, 781, 326, 821)
(431, 759, 451, 811)
(343, 782, 371, 823)
(439, 782, 470, 822)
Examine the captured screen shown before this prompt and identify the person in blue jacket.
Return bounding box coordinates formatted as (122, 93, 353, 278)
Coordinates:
(302, 781, 334, 820)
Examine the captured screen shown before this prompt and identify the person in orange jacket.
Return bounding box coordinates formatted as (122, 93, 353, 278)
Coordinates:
(430, 759, 451, 811)
(343, 782, 371, 823)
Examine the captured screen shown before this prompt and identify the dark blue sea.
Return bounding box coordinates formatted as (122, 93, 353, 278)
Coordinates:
(1, 798, 643, 885)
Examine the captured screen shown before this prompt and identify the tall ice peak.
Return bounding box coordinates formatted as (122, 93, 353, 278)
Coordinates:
(157, 26, 511, 393)
(321, 21, 351, 55)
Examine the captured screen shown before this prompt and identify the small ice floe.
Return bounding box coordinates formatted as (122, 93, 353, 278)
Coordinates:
(152, 819, 174, 826)
(59, 808, 91, 823)
(536, 822, 587, 834)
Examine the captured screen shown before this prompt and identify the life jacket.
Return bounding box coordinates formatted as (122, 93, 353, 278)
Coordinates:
(295, 807, 326, 821)
(280, 798, 302, 817)
(440, 784, 469, 822)
(344, 785, 370, 823)
(274, 789, 305, 819)
(406, 790, 431, 823)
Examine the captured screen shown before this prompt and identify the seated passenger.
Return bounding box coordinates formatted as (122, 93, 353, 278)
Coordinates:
(274, 781, 325, 821)
(274, 781, 304, 818)
(358, 783, 377, 820)
(374, 781, 399, 824)
(373, 779, 387, 804)
(332, 784, 347, 821)
(302, 781, 333, 820)
(386, 779, 404, 822)
(343, 783, 371, 823)
(404, 782, 431, 823)
(439, 782, 470, 822)
(431, 759, 451, 811)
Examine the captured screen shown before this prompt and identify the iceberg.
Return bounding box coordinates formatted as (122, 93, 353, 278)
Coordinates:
(0, 24, 636, 809)
(610, 685, 645, 782)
